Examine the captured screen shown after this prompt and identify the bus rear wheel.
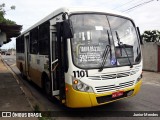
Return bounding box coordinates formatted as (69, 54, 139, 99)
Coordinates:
(20, 63, 26, 79)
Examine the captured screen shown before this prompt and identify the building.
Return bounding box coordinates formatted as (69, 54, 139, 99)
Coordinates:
(0, 23, 22, 47)
(142, 42, 160, 72)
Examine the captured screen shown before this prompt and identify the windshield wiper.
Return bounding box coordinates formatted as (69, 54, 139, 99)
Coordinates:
(98, 31, 111, 72)
(98, 45, 110, 72)
(115, 31, 133, 68)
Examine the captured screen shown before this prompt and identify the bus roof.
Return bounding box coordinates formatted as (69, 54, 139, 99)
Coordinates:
(20, 7, 131, 36)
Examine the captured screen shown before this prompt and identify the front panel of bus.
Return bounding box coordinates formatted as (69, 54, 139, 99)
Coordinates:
(65, 13, 142, 108)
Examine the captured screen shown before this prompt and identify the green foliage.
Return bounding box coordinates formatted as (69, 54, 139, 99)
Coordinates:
(141, 30, 160, 42)
(0, 3, 16, 25)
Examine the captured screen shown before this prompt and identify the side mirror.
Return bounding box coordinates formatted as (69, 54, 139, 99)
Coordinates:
(137, 27, 143, 45)
(62, 20, 73, 39)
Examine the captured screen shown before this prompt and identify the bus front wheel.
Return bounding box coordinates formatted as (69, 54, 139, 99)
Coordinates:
(44, 76, 52, 99)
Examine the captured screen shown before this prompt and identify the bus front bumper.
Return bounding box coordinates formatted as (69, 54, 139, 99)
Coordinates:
(65, 80, 142, 108)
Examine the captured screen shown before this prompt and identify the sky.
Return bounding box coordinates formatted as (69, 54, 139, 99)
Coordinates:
(1, 0, 160, 49)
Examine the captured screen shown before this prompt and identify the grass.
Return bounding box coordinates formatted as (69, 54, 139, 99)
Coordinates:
(33, 104, 56, 120)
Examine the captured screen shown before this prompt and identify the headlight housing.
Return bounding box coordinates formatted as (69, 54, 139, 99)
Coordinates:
(136, 72, 143, 83)
(72, 77, 93, 93)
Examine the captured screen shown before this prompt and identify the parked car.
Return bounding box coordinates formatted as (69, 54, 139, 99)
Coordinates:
(1, 51, 6, 55)
(6, 52, 11, 55)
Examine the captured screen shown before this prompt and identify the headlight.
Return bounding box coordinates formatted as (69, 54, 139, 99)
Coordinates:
(72, 77, 93, 93)
(136, 72, 143, 83)
(77, 82, 83, 90)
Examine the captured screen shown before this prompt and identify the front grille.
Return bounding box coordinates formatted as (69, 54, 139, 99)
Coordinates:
(88, 76, 102, 80)
(95, 80, 134, 93)
(88, 69, 139, 81)
(89, 74, 117, 80)
(117, 72, 130, 78)
(96, 89, 134, 104)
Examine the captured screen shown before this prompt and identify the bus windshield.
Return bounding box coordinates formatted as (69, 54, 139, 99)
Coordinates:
(70, 14, 141, 69)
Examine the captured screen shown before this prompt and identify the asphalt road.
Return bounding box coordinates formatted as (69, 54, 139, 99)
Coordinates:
(1, 55, 160, 120)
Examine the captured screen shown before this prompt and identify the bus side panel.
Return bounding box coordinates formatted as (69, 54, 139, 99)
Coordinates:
(29, 66, 42, 87)
(28, 54, 41, 87)
(28, 54, 49, 88)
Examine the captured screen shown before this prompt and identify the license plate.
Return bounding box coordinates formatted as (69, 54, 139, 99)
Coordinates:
(112, 91, 124, 98)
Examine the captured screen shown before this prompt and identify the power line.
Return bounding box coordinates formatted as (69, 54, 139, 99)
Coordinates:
(118, 0, 147, 11)
(113, 0, 137, 10)
(122, 0, 156, 12)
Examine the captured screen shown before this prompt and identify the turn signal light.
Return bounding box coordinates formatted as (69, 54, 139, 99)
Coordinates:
(65, 87, 68, 91)
(73, 80, 78, 84)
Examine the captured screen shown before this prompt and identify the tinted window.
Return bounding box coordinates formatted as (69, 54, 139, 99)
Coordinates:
(39, 22, 50, 55)
(30, 28, 38, 54)
(16, 36, 24, 53)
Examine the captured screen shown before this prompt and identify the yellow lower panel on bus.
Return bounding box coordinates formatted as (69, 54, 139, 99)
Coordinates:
(65, 80, 142, 108)
(29, 67, 42, 87)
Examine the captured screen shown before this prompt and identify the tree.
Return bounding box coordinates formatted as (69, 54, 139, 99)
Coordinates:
(0, 3, 22, 47)
(141, 30, 160, 42)
(0, 3, 16, 25)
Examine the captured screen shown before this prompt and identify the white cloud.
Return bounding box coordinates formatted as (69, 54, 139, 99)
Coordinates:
(127, 0, 160, 32)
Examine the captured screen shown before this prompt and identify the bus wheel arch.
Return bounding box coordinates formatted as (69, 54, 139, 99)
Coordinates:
(41, 72, 52, 97)
(20, 63, 23, 72)
(20, 63, 25, 78)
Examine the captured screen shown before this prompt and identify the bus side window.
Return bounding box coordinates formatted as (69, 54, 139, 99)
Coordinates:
(16, 36, 25, 53)
(39, 22, 50, 55)
(30, 28, 38, 54)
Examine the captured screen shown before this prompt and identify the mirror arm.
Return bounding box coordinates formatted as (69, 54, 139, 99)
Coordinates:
(62, 12, 68, 20)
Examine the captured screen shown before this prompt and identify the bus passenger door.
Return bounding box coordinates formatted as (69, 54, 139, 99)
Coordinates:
(50, 25, 59, 95)
(24, 34, 30, 79)
(50, 16, 66, 102)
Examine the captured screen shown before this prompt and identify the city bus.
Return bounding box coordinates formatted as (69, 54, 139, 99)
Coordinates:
(16, 7, 143, 108)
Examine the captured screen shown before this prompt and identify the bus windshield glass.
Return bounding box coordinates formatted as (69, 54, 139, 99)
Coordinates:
(70, 14, 141, 69)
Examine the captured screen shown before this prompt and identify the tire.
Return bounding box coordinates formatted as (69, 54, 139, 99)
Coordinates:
(44, 76, 52, 99)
